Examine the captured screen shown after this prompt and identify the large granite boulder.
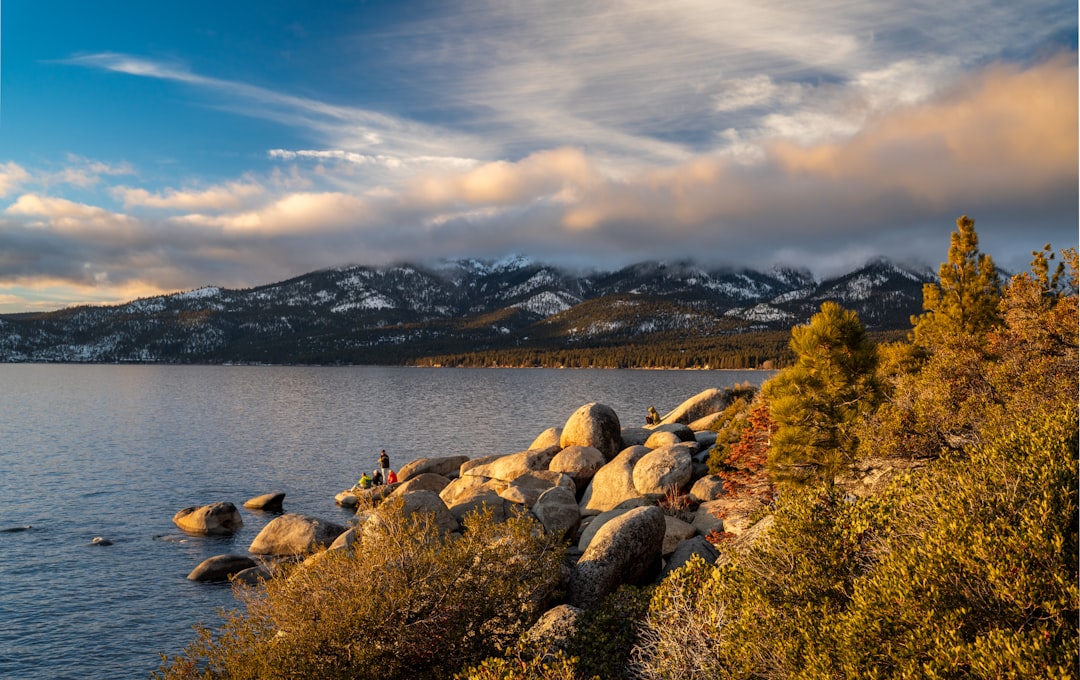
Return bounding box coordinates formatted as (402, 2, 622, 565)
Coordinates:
(568, 505, 665, 609)
(459, 452, 506, 476)
(662, 516, 698, 555)
(524, 604, 583, 660)
(694, 496, 764, 536)
(500, 471, 575, 507)
(529, 427, 563, 451)
(578, 446, 650, 515)
(643, 430, 682, 449)
(650, 423, 697, 442)
(694, 430, 718, 449)
(187, 554, 258, 582)
(446, 489, 513, 525)
(532, 486, 581, 540)
(440, 475, 507, 508)
(231, 563, 274, 586)
(632, 445, 694, 497)
(335, 490, 360, 508)
(461, 446, 560, 483)
(394, 489, 461, 535)
(661, 388, 730, 425)
(688, 412, 723, 432)
(576, 505, 636, 552)
(689, 475, 727, 503)
(327, 526, 359, 553)
(620, 426, 651, 447)
(691, 499, 728, 537)
(243, 492, 285, 511)
(662, 535, 720, 578)
(249, 513, 348, 555)
(344, 485, 393, 508)
(172, 502, 243, 536)
(560, 403, 622, 461)
(391, 472, 451, 497)
(548, 445, 606, 494)
(397, 455, 470, 482)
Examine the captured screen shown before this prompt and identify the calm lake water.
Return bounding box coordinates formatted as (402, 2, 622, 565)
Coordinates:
(0, 364, 770, 679)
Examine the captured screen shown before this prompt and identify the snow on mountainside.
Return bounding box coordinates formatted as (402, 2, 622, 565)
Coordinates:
(511, 291, 579, 317)
(0, 257, 934, 364)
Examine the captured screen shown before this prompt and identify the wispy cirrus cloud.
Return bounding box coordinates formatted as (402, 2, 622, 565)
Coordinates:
(63, 52, 490, 165)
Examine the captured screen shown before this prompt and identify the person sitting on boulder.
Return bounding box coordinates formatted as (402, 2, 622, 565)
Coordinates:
(386, 469, 398, 484)
(646, 405, 661, 425)
(357, 472, 372, 489)
(372, 469, 384, 486)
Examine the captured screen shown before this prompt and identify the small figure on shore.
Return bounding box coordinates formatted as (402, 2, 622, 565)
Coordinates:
(372, 469, 384, 486)
(386, 469, 398, 484)
(378, 449, 391, 483)
(646, 406, 661, 425)
(357, 472, 372, 489)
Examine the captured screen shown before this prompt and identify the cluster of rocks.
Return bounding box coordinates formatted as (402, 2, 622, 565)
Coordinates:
(334, 388, 769, 608)
(172, 387, 773, 642)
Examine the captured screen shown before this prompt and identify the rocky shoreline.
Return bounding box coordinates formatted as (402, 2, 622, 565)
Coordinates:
(171, 387, 771, 628)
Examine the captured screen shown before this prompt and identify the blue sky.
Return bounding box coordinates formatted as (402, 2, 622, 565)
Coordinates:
(0, 1, 1076, 312)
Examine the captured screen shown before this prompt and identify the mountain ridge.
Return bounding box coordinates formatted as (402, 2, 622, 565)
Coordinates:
(0, 257, 934, 366)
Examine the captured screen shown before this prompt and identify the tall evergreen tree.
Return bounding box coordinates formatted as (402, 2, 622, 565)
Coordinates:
(764, 301, 881, 487)
(912, 215, 1002, 349)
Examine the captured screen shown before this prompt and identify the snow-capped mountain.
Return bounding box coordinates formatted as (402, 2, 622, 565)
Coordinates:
(0, 258, 934, 364)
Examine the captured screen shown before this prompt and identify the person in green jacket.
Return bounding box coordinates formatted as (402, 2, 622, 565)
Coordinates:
(646, 405, 661, 425)
(357, 472, 372, 489)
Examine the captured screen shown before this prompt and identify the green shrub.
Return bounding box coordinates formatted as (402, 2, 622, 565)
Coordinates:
(632, 405, 1078, 679)
(631, 553, 730, 680)
(813, 404, 1079, 678)
(564, 586, 653, 680)
(455, 650, 579, 680)
(459, 584, 652, 680)
(155, 502, 566, 680)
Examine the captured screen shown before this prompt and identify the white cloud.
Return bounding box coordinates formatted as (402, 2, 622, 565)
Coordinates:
(714, 75, 807, 112)
(172, 191, 369, 235)
(0, 162, 30, 197)
(6, 193, 138, 235)
(112, 181, 265, 211)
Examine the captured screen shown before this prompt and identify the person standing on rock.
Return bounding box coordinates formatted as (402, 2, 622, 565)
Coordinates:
(378, 450, 390, 485)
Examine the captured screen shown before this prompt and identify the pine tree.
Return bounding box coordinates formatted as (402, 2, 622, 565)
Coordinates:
(764, 301, 881, 487)
(912, 215, 1002, 349)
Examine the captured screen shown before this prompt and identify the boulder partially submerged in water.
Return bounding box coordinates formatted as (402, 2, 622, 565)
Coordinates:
(172, 502, 243, 536)
(249, 513, 348, 556)
(188, 554, 258, 582)
(243, 492, 285, 512)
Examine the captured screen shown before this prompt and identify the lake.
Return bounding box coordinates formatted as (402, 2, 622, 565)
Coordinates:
(0, 364, 770, 679)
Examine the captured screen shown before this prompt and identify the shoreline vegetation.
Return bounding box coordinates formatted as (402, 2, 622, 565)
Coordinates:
(156, 219, 1078, 680)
